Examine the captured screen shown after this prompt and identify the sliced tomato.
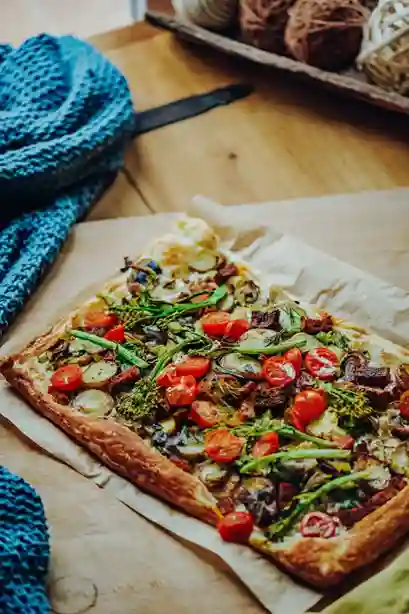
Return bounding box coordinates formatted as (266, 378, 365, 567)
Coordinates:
(175, 357, 210, 379)
(204, 428, 243, 463)
(400, 390, 409, 419)
(201, 311, 230, 337)
(224, 319, 250, 341)
(156, 365, 180, 388)
(166, 375, 198, 407)
(104, 324, 125, 343)
(217, 511, 254, 543)
(190, 400, 222, 428)
(83, 311, 117, 330)
(252, 431, 279, 457)
(292, 389, 327, 426)
(300, 512, 337, 538)
(50, 364, 83, 392)
(305, 347, 339, 380)
(284, 347, 303, 376)
(290, 408, 306, 432)
(263, 356, 296, 388)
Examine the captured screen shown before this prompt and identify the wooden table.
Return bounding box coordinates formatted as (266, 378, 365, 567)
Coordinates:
(87, 20, 409, 218)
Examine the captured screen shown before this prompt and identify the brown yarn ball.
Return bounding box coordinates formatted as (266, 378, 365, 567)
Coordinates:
(285, 0, 370, 71)
(239, 0, 297, 54)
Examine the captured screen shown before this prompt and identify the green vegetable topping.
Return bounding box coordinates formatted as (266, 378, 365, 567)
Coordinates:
(318, 381, 373, 420)
(267, 470, 369, 540)
(103, 285, 228, 330)
(240, 448, 352, 474)
(230, 413, 335, 448)
(236, 335, 306, 356)
(316, 330, 351, 351)
(70, 330, 148, 368)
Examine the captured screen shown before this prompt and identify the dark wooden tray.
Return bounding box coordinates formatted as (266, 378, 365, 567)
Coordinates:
(146, 10, 409, 117)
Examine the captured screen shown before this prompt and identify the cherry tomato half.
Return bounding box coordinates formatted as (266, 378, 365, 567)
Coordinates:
(104, 324, 125, 343)
(201, 311, 230, 337)
(166, 375, 198, 407)
(400, 390, 409, 419)
(263, 356, 296, 388)
(284, 347, 303, 376)
(204, 428, 244, 463)
(305, 347, 339, 381)
(300, 512, 338, 538)
(292, 389, 327, 427)
(156, 365, 180, 388)
(50, 364, 83, 392)
(83, 311, 117, 330)
(175, 357, 210, 379)
(190, 400, 222, 428)
(217, 511, 254, 543)
(224, 319, 250, 341)
(252, 431, 279, 457)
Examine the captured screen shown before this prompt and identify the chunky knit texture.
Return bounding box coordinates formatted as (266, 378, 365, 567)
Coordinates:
(0, 34, 135, 336)
(0, 467, 50, 613)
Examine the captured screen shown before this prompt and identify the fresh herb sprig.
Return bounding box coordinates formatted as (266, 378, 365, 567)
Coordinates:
(318, 381, 373, 420)
(240, 448, 351, 474)
(267, 470, 369, 540)
(70, 330, 148, 368)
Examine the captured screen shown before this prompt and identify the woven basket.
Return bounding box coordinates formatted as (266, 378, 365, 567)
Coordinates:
(172, 0, 238, 30)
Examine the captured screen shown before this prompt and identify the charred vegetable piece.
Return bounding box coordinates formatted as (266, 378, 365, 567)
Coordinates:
(214, 263, 238, 285)
(72, 389, 115, 416)
(251, 310, 280, 330)
(109, 365, 140, 392)
(303, 314, 333, 335)
(355, 365, 390, 388)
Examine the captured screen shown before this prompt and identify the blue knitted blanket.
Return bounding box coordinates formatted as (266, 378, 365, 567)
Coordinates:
(0, 34, 135, 336)
(0, 467, 50, 613)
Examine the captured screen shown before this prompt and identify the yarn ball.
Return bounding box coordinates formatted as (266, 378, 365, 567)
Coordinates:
(357, 0, 409, 93)
(239, 0, 297, 54)
(172, 0, 238, 30)
(285, 0, 370, 70)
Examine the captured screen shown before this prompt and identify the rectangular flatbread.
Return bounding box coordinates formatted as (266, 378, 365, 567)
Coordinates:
(3, 217, 409, 588)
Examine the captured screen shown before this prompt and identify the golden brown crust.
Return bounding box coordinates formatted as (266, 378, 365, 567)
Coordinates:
(253, 484, 409, 587)
(0, 356, 219, 526)
(2, 258, 409, 587)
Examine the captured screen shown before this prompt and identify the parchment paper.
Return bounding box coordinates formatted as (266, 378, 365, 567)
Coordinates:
(2, 197, 409, 613)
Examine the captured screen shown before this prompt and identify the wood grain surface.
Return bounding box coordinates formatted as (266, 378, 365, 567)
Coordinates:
(89, 22, 409, 216)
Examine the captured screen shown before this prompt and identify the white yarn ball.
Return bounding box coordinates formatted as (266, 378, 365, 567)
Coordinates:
(357, 0, 409, 93)
(172, 0, 238, 30)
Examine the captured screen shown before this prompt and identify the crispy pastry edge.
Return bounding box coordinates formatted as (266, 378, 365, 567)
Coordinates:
(2, 282, 409, 588)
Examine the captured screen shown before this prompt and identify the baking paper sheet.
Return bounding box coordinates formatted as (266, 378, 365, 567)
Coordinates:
(2, 198, 409, 613)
